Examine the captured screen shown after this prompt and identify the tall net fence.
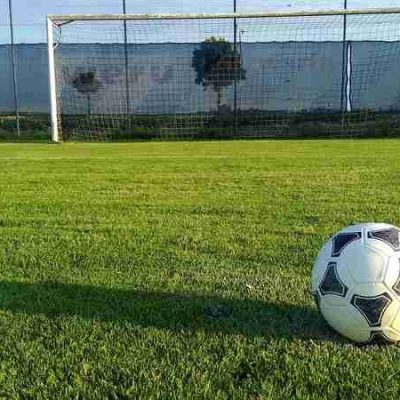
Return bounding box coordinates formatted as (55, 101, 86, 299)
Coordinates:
(2, 3, 400, 141)
(51, 11, 400, 141)
(0, 0, 262, 141)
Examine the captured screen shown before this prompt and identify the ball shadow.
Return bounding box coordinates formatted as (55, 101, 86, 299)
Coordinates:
(0, 280, 338, 342)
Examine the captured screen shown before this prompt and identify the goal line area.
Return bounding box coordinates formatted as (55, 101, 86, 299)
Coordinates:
(47, 8, 400, 142)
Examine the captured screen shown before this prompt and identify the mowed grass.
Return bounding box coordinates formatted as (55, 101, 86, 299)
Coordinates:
(1, 140, 400, 398)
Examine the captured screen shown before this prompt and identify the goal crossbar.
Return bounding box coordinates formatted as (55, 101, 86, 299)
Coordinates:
(48, 7, 400, 23)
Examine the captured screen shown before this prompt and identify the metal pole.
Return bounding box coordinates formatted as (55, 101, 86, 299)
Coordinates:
(233, 0, 238, 137)
(123, 0, 131, 125)
(50, 9, 400, 21)
(8, 0, 20, 137)
(47, 18, 59, 142)
(340, 0, 348, 131)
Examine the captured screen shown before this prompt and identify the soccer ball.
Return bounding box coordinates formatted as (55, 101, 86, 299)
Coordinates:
(312, 223, 400, 344)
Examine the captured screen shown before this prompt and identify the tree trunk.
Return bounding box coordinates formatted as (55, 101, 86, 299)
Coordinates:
(217, 89, 223, 112)
(87, 94, 91, 116)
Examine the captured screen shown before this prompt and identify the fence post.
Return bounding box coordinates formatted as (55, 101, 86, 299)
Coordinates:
(8, 0, 20, 137)
(233, 0, 238, 137)
(123, 0, 131, 126)
(341, 0, 348, 131)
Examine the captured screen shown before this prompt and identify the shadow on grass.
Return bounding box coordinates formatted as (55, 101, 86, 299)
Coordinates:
(0, 281, 337, 341)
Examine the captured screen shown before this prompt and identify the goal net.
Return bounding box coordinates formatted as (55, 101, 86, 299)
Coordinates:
(48, 9, 400, 141)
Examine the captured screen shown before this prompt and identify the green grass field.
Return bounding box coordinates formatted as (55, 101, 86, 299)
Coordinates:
(1, 140, 400, 398)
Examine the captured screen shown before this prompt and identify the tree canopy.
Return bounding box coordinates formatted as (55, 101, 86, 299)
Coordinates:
(72, 71, 101, 116)
(192, 37, 246, 110)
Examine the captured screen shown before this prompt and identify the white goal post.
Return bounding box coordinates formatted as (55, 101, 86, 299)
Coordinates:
(47, 8, 400, 142)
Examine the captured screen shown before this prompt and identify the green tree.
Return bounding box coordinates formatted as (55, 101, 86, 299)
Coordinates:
(72, 71, 101, 116)
(192, 37, 246, 111)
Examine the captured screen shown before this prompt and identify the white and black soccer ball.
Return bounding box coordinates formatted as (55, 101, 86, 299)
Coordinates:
(312, 223, 400, 344)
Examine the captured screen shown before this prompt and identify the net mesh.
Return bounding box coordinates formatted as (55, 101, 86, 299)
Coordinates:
(52, 12, 400, 141)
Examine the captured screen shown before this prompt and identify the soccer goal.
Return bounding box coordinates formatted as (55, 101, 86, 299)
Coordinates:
(47, 8, 400, 142)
